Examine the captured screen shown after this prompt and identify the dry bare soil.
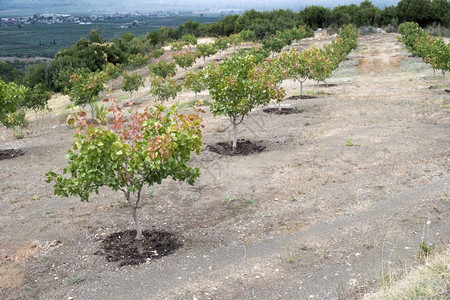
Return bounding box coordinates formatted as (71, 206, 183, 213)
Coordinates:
(0, 33, 449, 299)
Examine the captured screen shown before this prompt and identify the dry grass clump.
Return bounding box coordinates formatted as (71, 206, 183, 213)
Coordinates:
(365, 247, 449, 300)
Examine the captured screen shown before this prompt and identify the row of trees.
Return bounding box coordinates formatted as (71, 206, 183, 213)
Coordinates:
(177, 24, 356, 153)
(44, 25, 359, 252)
(398, 22, 450, 83)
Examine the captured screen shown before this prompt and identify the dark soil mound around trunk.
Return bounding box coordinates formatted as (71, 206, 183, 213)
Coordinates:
(97, 230, 182, 267)
(0, 149, 24, 161)
(263, 107, 304, 115)
(207, 139, 265, 156)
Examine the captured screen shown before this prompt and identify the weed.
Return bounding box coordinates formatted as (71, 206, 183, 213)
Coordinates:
(418, 221, 435, 260)
(222, 193, 237, 205)
(32, 196, 41, 201)
(194, 184, 206, 190)
(245, 198, 257, 206)
(286, 244, 298, 263)
(146, 186, 155, 197)
(213, 124, 229, 132)
(304, 122, 311, 126)
(418, 241, 435, 260)
(346, 138, 361, 147)
(71, 276, 85, 285)
(291, 197, 297, 202)
(441, 198, 450, 203)
(117, 201, 130, 208)
(93, 102, 108, 124)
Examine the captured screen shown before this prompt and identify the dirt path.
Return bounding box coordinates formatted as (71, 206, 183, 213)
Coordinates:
(0, 33, 448, 299)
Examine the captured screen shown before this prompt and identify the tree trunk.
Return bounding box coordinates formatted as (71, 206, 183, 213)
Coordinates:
(194, 92, 197, 101)
(300, 81, 303, 99)
(125, 191, 144, 255)
(232, 119, 237, 154)
(130, 92, 133, 101)
(88, 101, 95, 120)
(443, 71, 446, 85)
(278, 101, 281, 112)
(131, 203, 144, 255)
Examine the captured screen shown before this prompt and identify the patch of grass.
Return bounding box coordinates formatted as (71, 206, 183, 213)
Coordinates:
(346, 138, 361, 147)
(303, 90, 327, 96)
(400, 59, 430, 73)
(364, 248, 449, 300)
(443, 98, 450, 110)
(115, 95, 128, 102)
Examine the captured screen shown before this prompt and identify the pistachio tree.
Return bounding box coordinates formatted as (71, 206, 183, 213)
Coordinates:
(148, 60, 177, 79)
(184, 69, 207, 100)
(67, 69, 108, 119)
(425, 38, 449, 84)
(171, 41, 185, 52)
(262, 57, 290, 111)
(214, 37, 229, 58)
(204, 53, 285, 152)
(196, 43, 218, 63)
(103, 63, 123, 90)
(24, 84, 52, 121)
(172, 51, 198, 71)
(46, 102, 203, 254)
(0, 79, 27, 129)
(149, 74, 182, 104)
(122, 72, 145, 101)
(181, 34, 197, 51)
(309, 47, 334, 87)
(278, 48, 313, 98)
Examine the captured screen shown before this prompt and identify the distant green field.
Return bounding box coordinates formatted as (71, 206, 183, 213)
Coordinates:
(0, 15, 220, 57)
